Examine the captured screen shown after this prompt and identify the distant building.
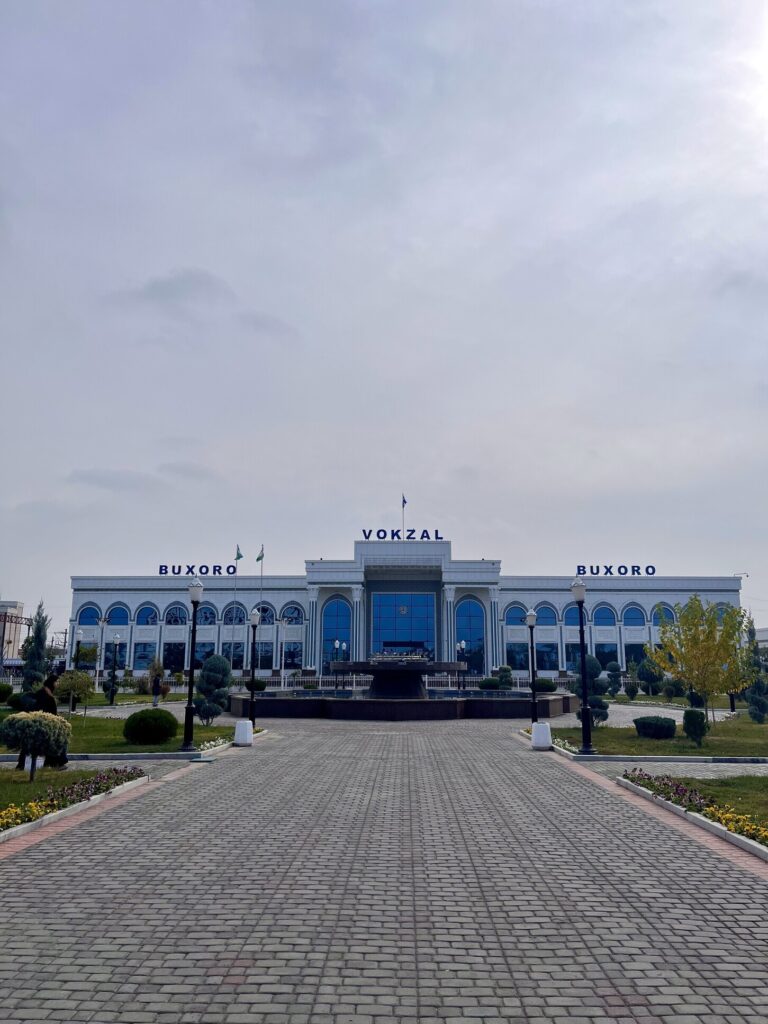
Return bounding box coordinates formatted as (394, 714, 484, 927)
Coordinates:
(0, 600, 26, 663)
(68, 537, 741, 678)
(756, 627, 768, 652)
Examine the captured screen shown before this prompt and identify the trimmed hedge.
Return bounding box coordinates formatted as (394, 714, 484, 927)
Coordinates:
(534, 679, 557, 693)
(633, 715, 676, 740)
(123, 708, 178, 745)
(0, 683, 12, 704)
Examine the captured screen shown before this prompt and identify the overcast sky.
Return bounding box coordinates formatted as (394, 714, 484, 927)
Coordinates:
(2, 1, 768, 634)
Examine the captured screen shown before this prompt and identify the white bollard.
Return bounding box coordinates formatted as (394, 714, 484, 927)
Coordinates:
(531, 721, 552, 750)
(233, 720, 254, 746)
(24, 755, 44, 773)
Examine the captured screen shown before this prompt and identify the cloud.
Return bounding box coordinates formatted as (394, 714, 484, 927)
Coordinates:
(156, 461, 221, 481)
(237, 310, 300, 342)
(66, 468, 160, 493)
(108, 268, 237, 314)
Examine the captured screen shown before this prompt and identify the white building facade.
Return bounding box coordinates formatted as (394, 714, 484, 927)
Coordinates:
(68, 539, 741, 678)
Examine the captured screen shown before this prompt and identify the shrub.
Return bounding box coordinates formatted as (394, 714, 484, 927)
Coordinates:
(606, 662, 622, 696)
(687, 689, 705, 708)
(634, 715, 676, 740)
(662, 683, 676, 703)
(194, 654, 231, 725)
(748, 695, 768, 725)
(478, 679, 500, 690)
(577, 696, 609, 727)
(683, 708, 710, 747)
(123, 708, 178, 745)
(55, 671, 94, 711)
(172, 672, 184, 686)
(0, 712, 72, 779)
(302, 682, 319, 690)
(497, 666, 513, 689)
(133, 675, 151, 696)
(624, 681, 639, 701)
(8, 692, 34, 712)
(0, 683, 12, 704)
(638, 659, 664, 695)
(534, 678, 557, 693)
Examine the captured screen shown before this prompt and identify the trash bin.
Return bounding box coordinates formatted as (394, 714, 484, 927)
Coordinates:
(233, 720, 254, 746)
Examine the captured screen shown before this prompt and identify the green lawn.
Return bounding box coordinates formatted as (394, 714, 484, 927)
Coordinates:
(62, 692, 187, 709)
(673, 775, 768, 827)
(0, 717, 235, 755)
(553, 717, 768, 757)
(0, 768, 102, 812)
(611, 694, 748, 710)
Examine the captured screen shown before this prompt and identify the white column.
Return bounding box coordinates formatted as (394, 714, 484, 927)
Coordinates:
(443, 586, 455, 660)
(306, 587, 319, 668)
(352, 586, 364, 660)
(489, 588, 500, 669)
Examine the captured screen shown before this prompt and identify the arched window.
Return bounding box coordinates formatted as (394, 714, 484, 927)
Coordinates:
(563, 606, 580, 626)
(652, 605, 675, 625)
(281, 604, 305, 625)
(254, 604, 275, 625)
(322, 598, 351, 672)
(77, 605, 101, 626)
(534, 605, 557, 626)
(196, 604, 217, 626)
(223, 604, 246, 625)
(622, 606, 645, 627)
(593, 606, 616, 627)
(165, 605, 188, 625)
(504, 605, 527, 626)
(106, 606, 129, 626)
(456, 598, 485, 675)
(716, 603, 732, 624)
(136, 605, 159, 626)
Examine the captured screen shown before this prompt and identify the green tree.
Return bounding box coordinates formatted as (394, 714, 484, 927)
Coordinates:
(637, 658, 664, 695)
(22, 601, 49, 691)
(646, 596, 745, 723)
(194, 654, 231, 725)
(55, 671, 95, 715)
(605, 661, 622, 696)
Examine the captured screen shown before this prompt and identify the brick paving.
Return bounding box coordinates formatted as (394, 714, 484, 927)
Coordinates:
(0, 718, 766, 1024)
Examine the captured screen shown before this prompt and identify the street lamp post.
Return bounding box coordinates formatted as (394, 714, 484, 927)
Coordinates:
(182, 579, 204, 751)
(526, 609, 538, 723)
(74, 629, 83, 671)
(249, 609, 260, 726)
(96, 617, 108, 692)
(571, 579, 595, 755)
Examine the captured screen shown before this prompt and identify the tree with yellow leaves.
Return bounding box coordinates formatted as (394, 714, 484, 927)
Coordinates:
(644, 596, 745, 723)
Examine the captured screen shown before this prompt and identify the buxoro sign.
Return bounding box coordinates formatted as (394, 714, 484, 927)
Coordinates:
(576, 564, 657, 577)
(362, 528, 445, 540)
(158, 564, 238, 576)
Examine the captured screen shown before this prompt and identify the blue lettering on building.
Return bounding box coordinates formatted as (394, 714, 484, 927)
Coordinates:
(362, 529, 444, 541)
(159, 564, 237, 576)
(576, 564, 656, 577)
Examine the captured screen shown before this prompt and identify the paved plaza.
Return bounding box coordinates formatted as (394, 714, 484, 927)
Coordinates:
(0, 718, 766, 1024)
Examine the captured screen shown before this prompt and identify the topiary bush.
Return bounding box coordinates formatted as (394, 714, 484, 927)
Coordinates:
(534, 678, 557, 693)
(638, 659, 664, 696)
(687, 689, 705, 708)
(606, 662, 622, 696)
(577, 696, 609, 727)
(0, 683, 13, 704)
(634, 715, 676, 740)
(624, 681, 639, 701)
(0, 712, 72, 779)
(123, 708, 179, 745)
(497, 666, 513, 689)
(8, 691, 34, 712)
(682, 708, 710, 747)
(194, 654, 231, 725)
(478, 679, 500, 690)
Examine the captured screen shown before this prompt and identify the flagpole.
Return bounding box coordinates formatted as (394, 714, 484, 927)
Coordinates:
(259, 551, 264, 675)
(232, 552, 239, 680)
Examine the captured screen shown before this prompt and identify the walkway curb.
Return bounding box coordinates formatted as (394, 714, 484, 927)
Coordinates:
(616, 776, 768, 864)
(517, 730, 768, 764)
(0, 775, 149, 846)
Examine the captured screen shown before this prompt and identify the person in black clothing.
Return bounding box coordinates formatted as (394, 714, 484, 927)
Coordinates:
(37, 675, 68, 768)
(152, 673, 162, 707)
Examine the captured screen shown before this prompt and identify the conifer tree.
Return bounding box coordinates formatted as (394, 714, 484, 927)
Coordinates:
(22, 600, 49, 691)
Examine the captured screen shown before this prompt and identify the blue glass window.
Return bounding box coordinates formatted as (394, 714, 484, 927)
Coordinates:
(563, 606, 580, 626)
(165, 605, 188, 625)
(652, 605, 675, 625)
(534, 605, 557, 625)
(456, 598, 485, 675)
(193, 642, 216, 669)
(254, 604, 275, 625)
(322, 598, 351, 672)
(77, 606, 101, 626)
(283, 642, 303, 669)
(622, 606, 645, 626)
(136, 605, 158, 626)
(372, 593, 435, 660)
(104, 642, 127, 671)
(593, 606, 616, 627)
(506, 642, 528, 670)
(106, 606, 129, 626)
(133, 642, 157, 670)
(535, 642, 559, 671)
(163, 642, 185, 672)
(223, 604, 246, 625)
(222, 641, 244, 669)
(196, 605, 217, 626)
(281, 604, 304, 625)
(255, 642, 273, 670)
(504, 605, 527, 626)
(624, 643, 645, 668)
(565, 643, 581, 672)
(594, 642, 618, 668)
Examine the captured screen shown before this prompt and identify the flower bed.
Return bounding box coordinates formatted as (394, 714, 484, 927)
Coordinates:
(0, 767, 144, 833)
(624, 769, 768, 848)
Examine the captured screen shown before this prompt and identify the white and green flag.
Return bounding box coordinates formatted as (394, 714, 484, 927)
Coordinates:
(256, 545, 264, 562)
(235, 545, 243, 561)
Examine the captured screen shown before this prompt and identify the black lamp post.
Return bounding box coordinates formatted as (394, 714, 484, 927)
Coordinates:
(109, 633, 120, 705)
(571, 579, 595, 755)
(249, 609, 260, 726)
(181, 579, 203, 751)
(525, 608, 538, 723)
(74, 629, 83, 671)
